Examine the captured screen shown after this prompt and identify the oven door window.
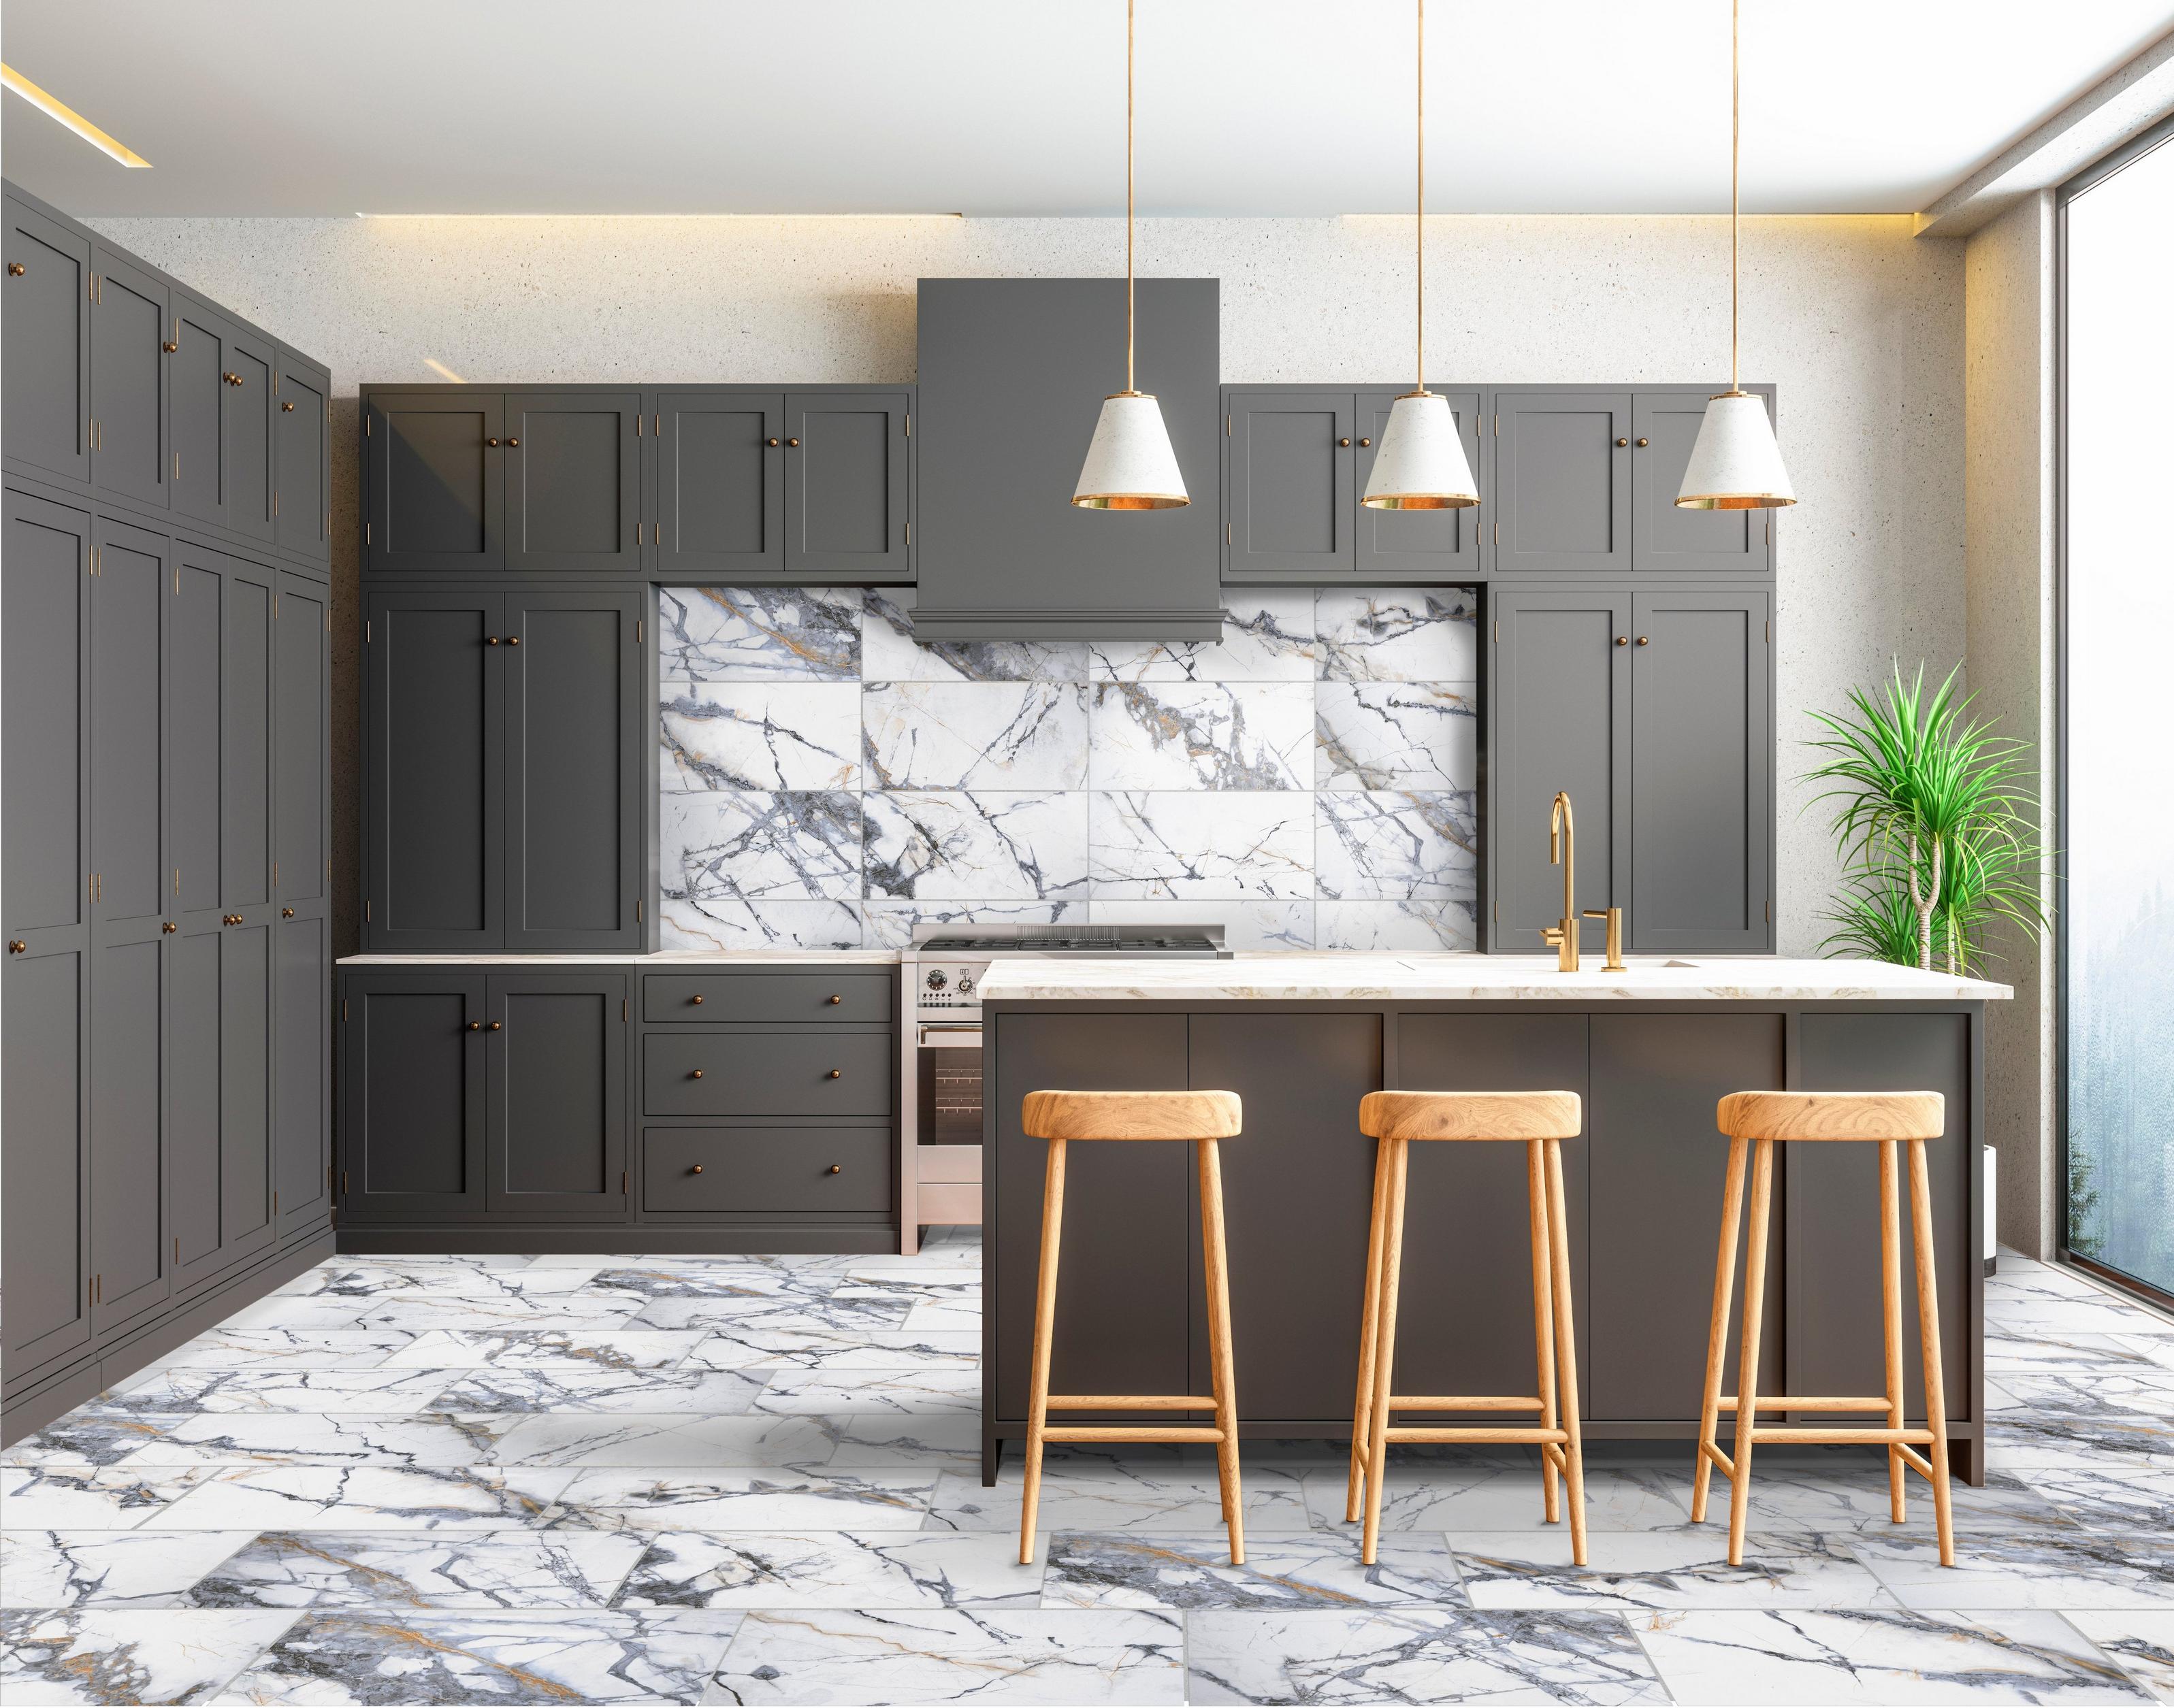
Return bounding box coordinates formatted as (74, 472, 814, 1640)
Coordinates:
(917, 1029, 984, 1146)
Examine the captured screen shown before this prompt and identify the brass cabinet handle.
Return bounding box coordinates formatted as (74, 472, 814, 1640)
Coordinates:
(766, 437, 780, 448)
(7, 262, 24, 276)
(506, 437, 519, 447)
(827, 1164, 842, 1175)
(1636, 635, 1650, 646)
(487, 1021, 502, 1031)
(282, 401, 295, 412)
(691, 1164, 704, 1175)
(690, 993, 704, 1005)
(163, 340, 178, 352)
(6, 940, 25, 953)
(826, 993, 842, 1005)
(486, 437, 500, 446)
(785, 437, 800, 447)
(1615, 636, 1629, 646)
(468, 1021, 481, 1030)
(161, 921, 176, 934)
(282, 906, 295, 918)
(1636, 437, 1650, 447)
(506, 636, 520, 646)
(826, 1068, 842, 1079)
(689, 1068, 704, 1079)
(1337, 437, 1351, 448)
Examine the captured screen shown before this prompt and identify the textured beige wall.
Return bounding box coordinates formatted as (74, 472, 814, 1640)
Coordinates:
(86, 213, 1967, 966)
(1963, 193, 2059, 1258)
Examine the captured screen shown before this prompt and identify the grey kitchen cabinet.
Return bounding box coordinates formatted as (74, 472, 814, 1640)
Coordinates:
(1493, 391, 1632, 576)
(643, 1031, 894, 1119)
(89, 250, 169, 514)
(1488, 584, 1772, 955)
(505, 391, 641, 576)
(3, 489, 94, 1382)
(365, 393, 505, 576)
(364, 585, 643, 952)
(654, 390, 783, 578)
(4, 196, 93, 489)
(485, 974, 629, 1217)
(274, 573, 332, 1236)
(340, 974, 487, 1221)
(915, 278, 1219, 640)
(644, 1128, 894, 1216)
(782, 390, 913, 581)
(274, 357, 331, 564)
(1221, 387, 1483, 582)
(171, 295, 275, 544)
(1632, 393, 1774, 576)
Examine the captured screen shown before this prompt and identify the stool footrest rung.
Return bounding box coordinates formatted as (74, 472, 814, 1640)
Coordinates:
(1542, 1441, 1569, 1473)
(1386, 1426, 1570, 1445)
(1719, 1394, 1895, 1413)
(1387, 1395, 1546, 1412)
(1749, 1426, 1936, 1445)
(1040, 1426, 1226, 1444)
(1894, 1443, 1938, 1480)
(1699, 1439, 1736, 1481)
(1044, 1395, 1218, 1411)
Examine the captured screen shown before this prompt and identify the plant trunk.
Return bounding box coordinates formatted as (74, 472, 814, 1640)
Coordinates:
(1905, 831, 1942, 972)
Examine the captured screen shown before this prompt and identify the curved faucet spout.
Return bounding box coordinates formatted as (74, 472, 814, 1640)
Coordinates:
(1543, 791, 1580, 972)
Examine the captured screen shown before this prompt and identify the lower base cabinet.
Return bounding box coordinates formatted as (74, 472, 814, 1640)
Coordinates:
(643, 1128, 892, 1215)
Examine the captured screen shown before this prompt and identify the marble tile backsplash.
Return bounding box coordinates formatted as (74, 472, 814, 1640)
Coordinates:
(656, 586, 1480, 952)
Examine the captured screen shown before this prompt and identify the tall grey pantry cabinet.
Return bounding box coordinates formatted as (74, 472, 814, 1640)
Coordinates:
(1, 181, 333, 1447)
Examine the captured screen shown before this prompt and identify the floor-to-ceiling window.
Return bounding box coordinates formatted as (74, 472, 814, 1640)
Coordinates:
(2062, 116, 2174, 1302)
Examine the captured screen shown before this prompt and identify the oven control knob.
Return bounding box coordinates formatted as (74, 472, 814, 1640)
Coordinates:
(956, 972, 975, 996)
(924, 970, 947, 991)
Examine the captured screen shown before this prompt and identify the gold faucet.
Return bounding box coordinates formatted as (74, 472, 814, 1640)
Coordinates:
(1540, 791, 1580, 972)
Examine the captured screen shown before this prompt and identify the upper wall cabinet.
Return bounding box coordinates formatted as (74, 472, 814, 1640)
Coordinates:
(655, 390, 781, 578)
(1493, 387, 1774, 578)
(90, 249, 169, 514)
(172, 295, 275, 544)
(4, 196, 93, 487)
(366, 393, 503, 576)
(1222, 386, 1485, 584)
(274, 358, 330, 563)
(505, 391, 640, 575)
(780, 390, 913, 582)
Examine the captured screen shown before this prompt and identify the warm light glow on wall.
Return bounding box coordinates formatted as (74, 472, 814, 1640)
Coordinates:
(1, 64, 151, 167)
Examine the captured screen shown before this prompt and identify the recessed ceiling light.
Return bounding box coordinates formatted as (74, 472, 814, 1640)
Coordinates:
(1, 64, 150, 168)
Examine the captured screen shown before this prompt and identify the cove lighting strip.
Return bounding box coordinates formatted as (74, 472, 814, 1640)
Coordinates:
(1, 65, 150, 168)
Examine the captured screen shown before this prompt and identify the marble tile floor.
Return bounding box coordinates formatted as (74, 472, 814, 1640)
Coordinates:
(2, 1236, 2169, 1704)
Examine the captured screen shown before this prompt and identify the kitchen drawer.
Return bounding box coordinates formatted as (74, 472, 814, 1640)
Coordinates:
(645, 1127, 892, 1215)
(644, 1031, 894, 1117)
(643, 972, 892, 1025)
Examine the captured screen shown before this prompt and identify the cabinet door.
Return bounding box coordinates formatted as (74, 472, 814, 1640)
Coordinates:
(274, 575, 331, 1234)
(91, 250, 170, 512)
(340, 975, 487, 1221)
(274, 359, 329, 561)
(655, 389, 783, 578)
(224, 326, 277, 544)
(1354, 389, 1485, 580)
(1494, 391, 1632, 576)
(1488, 589, 1631, 952)
(90, 521, 171, 1330)
(502, 588, 640, 951)
(504, 390, 640, 575)
(1224, 390, 1354, 580)
(1632, 391, 1773, 575)
(1628, 589, 1771, 951)
(4, 197, 93, 487)
(363, 590, 504, 949)
(169, 296, 231, 529)
(781, 390, 911, 582)
(485, 974, 628, 1217)
(3, 492, 93, 1379)
(366, 392, 503, 575)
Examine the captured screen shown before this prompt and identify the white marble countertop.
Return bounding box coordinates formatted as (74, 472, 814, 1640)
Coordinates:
(976, 953, 2011, 1003)
(337, 951, 900, 967)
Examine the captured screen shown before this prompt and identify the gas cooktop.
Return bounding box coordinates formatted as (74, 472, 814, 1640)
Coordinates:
(916, 932, 1228, 957)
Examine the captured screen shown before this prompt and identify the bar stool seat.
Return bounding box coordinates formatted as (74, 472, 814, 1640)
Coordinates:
(1696, 1089, 1957, 1565)
(1018, 1089, 1246, 1566)
(1347, 1089, 1589, 1565)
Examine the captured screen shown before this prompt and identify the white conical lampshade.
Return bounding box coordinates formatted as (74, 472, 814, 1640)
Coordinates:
(1072, 391, 1188, 510)
(1676, 391, 1796, 510)
(1361, 392, 1478, 510)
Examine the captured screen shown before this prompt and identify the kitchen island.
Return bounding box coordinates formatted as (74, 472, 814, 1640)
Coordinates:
(976, 955, 2009, 1485)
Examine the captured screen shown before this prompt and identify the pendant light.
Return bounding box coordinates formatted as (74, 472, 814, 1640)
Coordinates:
(1072, 0, 1188, 510)
(1361, 0, 1478, 512)
(1676, 0, 1796, 510)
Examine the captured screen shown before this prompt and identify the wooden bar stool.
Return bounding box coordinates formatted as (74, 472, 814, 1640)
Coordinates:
(1018, 1088, 1246, 1567)
(1346, 1089, 1587, 1566)
(1694, 1089, 1956, 1566)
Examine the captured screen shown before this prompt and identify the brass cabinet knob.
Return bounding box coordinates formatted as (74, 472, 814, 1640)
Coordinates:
(689, 1068, 704, 1079)
(7, 262, 25, 276)
(486, 636, 500, 645)
(507, 636, 520, 646)
(826, 993, 842, 1005)
(486, 437, 500, 447)
(468, 1021, 481, 1030)
(506, 437, 519, 447)
(161, 921, 176, 934)
(163, 340, 178, 352)
(282, 906, 295, 917)
(282, 401, 295, 412)
(1636, 436, 1650, 447)
(827, 1164, 842, 1175)
(766, 437, 780, 448)
(7, 940, 26, 953)
(1636, 635, 1650, 646)
(1615, 636, 1629, 646)
(1359, 436, 1373, 447)
(785, 437, 800, 447)
(487, 1020, 502, 1031)
(1337, 437, 1352, 448)
(1615, 436, 1629, 447)
(690, 993, 704, 1005)
(691, 1164, 704, 1175)
(826, 1068, 842, 1079)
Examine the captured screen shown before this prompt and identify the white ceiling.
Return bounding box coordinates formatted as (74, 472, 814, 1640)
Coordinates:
(5, 1, 2171, 218)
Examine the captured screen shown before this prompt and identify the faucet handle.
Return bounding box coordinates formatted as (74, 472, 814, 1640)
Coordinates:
(1540, 926, 1565, 947)
(1580, 909, 1611, 921)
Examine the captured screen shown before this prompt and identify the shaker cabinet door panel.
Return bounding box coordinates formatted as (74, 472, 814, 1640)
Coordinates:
(274, 911, 331, 1234)
(366, 393, 503, 575)
(90, 523, 168, 936)
(781, 391, 910, 581)
(1494, 391, 1632, 576)
(221, 563, 276, 915)
(655, 390, 783, 576)
(274, 360, 329, 561)
(485, 975, 628, 1217)
(89, 250, 169, 511)
(91, 934, 167, 1330)
(275, 578, 329, 908)
(1224, 390, 1354, 580)
(274, 574, 332, 1233)
(504, 391, 640, 575)
(2, 492, 90, 941)
(224, 328, 277, 544)
(169, 298, 230, 529)
(1633, 391, 1774, 575)
(169, 549, 225, 927)
(166, 921, 225, 1280)
(1, 945, 91, 1375)
(1354, 388, 1485, 579)
(340, 976, 487, 1221)
(4, 197, 93, 487)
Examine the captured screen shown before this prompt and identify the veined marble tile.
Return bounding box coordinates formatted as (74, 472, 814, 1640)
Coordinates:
(550, 1469, 938, 1532)
(1088, 681, 1313, 791)
(145, 1328, 416, 1370)
(274, 1260, 582, 1299)
(110, 1412, 504, 1471)
(421, 1366, 770, 1417)
(144, 1466, 578, 1532)
(1088, 791, 1314, 900)
(2068, 1613, 2174, 1705)
(897, 1301, 979, 1333)
(381, 1329, 710, 1370)
(1315, 681, 1478, 791)
(615, 1529, 1041, 1609)
(485, 1413, 839, 1468)
(1186, 1606, 1664, 1707)
(864, 790, 1088, 902)
(662, 681, 862, 791)
(1088, 592, 1317, 683)
(1086, 898, 1315, 950)
(0, 1528, 253, 1607)
(683, 1327, 981, 1370)
(2024, 1466, 2174, 1530)
(1995, 1368, 2174, 1417)
(1985, 1324, 2162, 1374)
(820, 1413, 986, 1470)
(589, 1261, 835, 1300)
(660, 789, 862, 902)
(863, 682, 1090, 789)
(711, 1606, 1184, 1705)
(211, 1607, 743, 1705)
(864, 589, 1090, 684)
(1454, 1524, 1892, 1610)
(1315, 790, 1478, 900)
(0, 1465, 212, 1530)
(1630, 1607, 2152, 1706)
(660, 895, 866, 951)
(0, 1607, 298, 1705)
(1716, 1466, 2077, 1534)
(924, 1464, 1310, 1534)
(862, 898, 1082, 949)
(1849, 1529, 2174, 1609)
(1043, 1531, 1465, 1610)
(658, 585, 859, 681)
(626, 1290, 910, 1333)
(833, 1268, 981, 1300)
(1315, 896, 1477, 951)
(2, 1414, 190, 1468)
(1316, 587, 1478, 683)
(2120, 1332, 2174, 1373)
(186, 1530, 649, 1610)
(1301, 1465, 1691, 1532)
(751, 1369, 982, 1416)
(1988, 1410, 2174, 1470)
(1983, 1293, 2167, 1337)
(221, 1287, 650, 1335)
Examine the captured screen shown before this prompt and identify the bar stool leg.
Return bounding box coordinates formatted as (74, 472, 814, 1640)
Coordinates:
(1360, 1136, 1410, 1566)
(1727, 1137, 1776, 1566)
(1019, 1136, 1067, 1566)
(1198, 1136, 1245, 1565)
(1527, 1138, 1561, 1526)
(1693, 1134, 1749, 1524)
(1880, 1138, 1907, 1525)
(1346, 1134, 1393, 1524)
(1543, 1135, 1588, 1565)
(1909, 1137, 1956, 1566)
